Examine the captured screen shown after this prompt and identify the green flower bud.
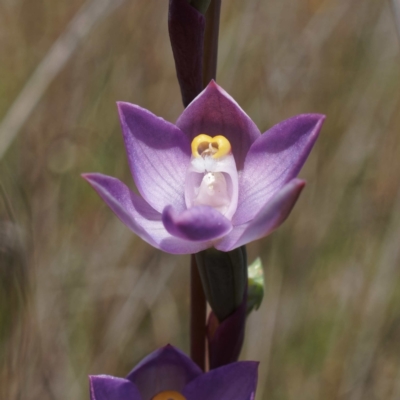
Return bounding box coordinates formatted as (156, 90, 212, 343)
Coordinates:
(195, 246, 247, 322)
(246, 257, 264, 316)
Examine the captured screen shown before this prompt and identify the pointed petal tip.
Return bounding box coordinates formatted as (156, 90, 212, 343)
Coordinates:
(143, 344, 195, 366)
(81, 172, 96, 178)
(117, 101, 148, 122)
(89, 374, 113, 382)
(302, 113, 326, 132)
(243, 360, 260, 369)
(294, 178, 307, 188)
(285, 178, 307, 198)
(116, 101, 129, 123)
(293, 113, 326, 126)
(127, 344, 202, 399)
(161, 343, 177, 352)
(306, 112, 326, 120)
(81, 172, 107, 185)
(232, 360, 260, 379)
(116, 100, 131, 108)
(205, 79, 225, 94)
(311, 113, 326, 126)
(81, 172, 96, 184)
(116, 101, 135, 117)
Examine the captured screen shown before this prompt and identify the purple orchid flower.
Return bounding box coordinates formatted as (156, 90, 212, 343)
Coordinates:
(89, 345, 258, 400)
(83, 81, 324, 254)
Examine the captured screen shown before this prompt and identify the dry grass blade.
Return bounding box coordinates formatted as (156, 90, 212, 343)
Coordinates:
(0, 0, 126, 160)
(390, 0, 400, 43)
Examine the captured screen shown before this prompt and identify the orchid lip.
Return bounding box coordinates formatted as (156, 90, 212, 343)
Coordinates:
(185, 134, 239, 220)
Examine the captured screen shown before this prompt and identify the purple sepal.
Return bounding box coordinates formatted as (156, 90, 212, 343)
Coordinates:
(117, 101, 190, 214)
(127, 345, 202, 400)
(207, 290, 247, 370)
(234, 114, 324, 224)
(89, 375, 142, 400)
(216, 178, 306, 251)
(176, 81, 261, 170)
(168, 0, 205, 107)
(82, 173, 209, 254)
(182, 361, 258, 400)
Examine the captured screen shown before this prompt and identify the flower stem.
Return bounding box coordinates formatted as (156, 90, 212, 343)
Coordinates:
(190, 254, 206, 371)
(202, 0, 221, 87)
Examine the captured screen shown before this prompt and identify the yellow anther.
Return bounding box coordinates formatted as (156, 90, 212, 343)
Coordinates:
(191, 134, 231, 159)
(152, 391, 186, 400)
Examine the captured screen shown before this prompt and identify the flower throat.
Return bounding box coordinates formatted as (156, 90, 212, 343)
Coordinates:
(184, 134, 239, 219)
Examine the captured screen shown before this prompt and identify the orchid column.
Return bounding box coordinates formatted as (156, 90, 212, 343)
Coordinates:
(169, 0, 248, 370)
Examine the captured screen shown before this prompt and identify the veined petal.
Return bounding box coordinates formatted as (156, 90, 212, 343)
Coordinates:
(234, 114, 324, 225)
(82, 173, 209, 254)
(89, 376, 142, 400)
(182, 362, 258, 400)
(216, 179, 305, 251)
(176, 81, 260, 170)
(127, 345, 202, 400)
(117, 102, 191, 213)
(162, 205, 232, 241)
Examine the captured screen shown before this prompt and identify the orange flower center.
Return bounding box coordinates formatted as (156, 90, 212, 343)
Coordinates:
(152, 390, 186, 400)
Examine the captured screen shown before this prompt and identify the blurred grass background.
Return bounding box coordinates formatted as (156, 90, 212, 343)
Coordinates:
(1, 0, 400, 399)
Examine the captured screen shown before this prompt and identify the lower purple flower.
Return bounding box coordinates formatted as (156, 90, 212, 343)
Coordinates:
(83, 81, 325, 254)
(89, 345, 258, 400)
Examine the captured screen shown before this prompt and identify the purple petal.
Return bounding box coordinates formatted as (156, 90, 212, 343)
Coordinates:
(162, 205, 232, 241)
(183, 362, 258, 400)
(127, 345, 202, 400)
(216, 179, 305, 251)
(176, 81, 260, 170)
(89, 375, 142, 400)
(82, 173, 209, 254)
(168, 0, 205, 107)
(117, 102, 191, 213)
(234, 114, 324, 225)
(207, 290, 247, 370)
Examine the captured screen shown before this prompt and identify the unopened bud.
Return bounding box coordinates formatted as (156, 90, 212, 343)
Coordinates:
(247, 257, 264, 316)
(195, 246, 247, 322)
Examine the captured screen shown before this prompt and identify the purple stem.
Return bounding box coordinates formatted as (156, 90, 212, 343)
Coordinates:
(190, 255, 206, 370)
